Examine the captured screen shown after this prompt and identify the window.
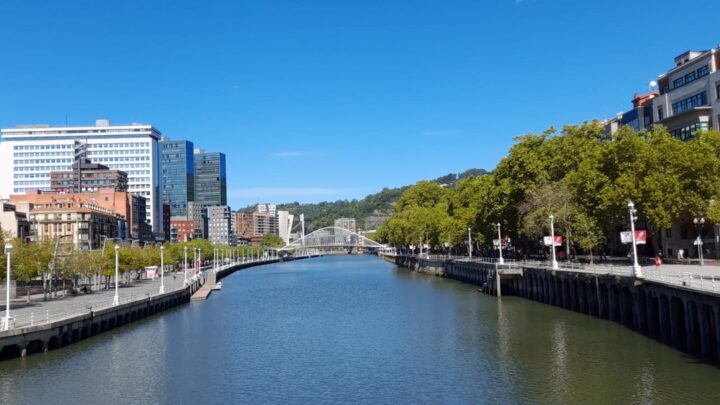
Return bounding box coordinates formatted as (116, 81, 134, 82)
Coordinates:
(685, 71, 697, 83)
(716, 83, 720, 100)
(670, 121, 709, 140)
(673, 77, 684, 88)
(657, 105, 664, 120)
(672, 91, 708, 115)
(698, 65, 709, 77)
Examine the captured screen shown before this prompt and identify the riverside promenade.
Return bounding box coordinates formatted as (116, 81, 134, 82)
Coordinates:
(0, 255, 296, 361)
(412, 254, 720, 294)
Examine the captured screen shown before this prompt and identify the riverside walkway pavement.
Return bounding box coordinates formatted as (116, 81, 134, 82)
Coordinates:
(0, 257, 281, 331)
(394, 254, 720, 295)
(1, 273, 188, 330)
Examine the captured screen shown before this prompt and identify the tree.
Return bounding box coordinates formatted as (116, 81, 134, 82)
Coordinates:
(12, 239, 53, 301)
(261, 234, 284, 248)
(572, 212, 603, 264)
(395, 181, 447, 211)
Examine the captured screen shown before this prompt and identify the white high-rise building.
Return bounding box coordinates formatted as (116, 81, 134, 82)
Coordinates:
(277, 210, 294, 245)
(257, 203, 277, 215)
(0, 120, 163, 234)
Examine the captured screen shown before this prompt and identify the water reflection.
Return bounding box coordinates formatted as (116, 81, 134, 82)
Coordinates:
(0, 255, 718, 404)
(550, 321, 569, 399)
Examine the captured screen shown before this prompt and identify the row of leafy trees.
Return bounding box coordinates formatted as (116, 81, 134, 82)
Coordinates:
(0, 229, 273, 291)
(376, 124, 720, 259)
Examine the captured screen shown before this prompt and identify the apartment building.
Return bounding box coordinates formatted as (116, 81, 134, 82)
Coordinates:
(50, 158, 128, 193)
(0, 119, 162, 234)
(203, 205, 233, 245)
(9, 189, 151, 242)
(653, 48, 720, 139)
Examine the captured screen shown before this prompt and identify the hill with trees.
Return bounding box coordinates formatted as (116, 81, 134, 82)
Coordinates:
(240, 169, 487, 233)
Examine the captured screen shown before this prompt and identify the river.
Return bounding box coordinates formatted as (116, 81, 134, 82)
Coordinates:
(0, 255, 718, 404)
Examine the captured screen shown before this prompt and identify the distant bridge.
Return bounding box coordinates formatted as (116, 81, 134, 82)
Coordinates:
(279, 226, 386, 253)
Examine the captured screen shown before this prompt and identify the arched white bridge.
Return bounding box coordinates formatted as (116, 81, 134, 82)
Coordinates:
(279, 226, 386, 252)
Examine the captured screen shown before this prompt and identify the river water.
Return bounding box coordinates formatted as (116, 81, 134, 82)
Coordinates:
(0, 255, 718, 404)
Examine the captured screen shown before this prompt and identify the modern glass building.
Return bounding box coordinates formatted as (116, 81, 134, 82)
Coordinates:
(194, 150, 226, 207)
(160, 139, 194, 219)
(193, 150, 226, 237)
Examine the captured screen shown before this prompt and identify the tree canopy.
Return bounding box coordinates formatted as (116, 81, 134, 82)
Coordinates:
(377, 124, 720, 257)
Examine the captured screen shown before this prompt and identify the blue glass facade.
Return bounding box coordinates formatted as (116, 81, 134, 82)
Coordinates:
(194, 151, 226, 207)
(160, 140, 194, 219)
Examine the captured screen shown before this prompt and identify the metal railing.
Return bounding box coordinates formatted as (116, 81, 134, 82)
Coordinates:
(384, 253, 720, 295)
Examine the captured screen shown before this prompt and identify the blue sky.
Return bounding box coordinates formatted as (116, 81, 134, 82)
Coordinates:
(1, 0, 719, 208)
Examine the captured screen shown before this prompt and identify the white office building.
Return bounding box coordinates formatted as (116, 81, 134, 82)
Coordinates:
(0, 120, 163, 234)
(277, 210, 294, 245)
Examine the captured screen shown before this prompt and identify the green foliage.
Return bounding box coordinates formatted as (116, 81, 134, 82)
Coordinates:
(11, 239, 53, 282)
(261, 234, 285, 248)
(378, 124, 720, 255)
(244, 169, 486, 233)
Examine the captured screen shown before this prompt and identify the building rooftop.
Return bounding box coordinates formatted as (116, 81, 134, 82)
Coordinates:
(1, 119, 161, 139)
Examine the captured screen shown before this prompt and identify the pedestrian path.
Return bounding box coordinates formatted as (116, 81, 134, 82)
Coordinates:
(2, 273, 187, 329)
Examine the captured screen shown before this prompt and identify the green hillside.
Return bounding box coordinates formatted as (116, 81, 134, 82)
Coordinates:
(240, 168, 487, 232)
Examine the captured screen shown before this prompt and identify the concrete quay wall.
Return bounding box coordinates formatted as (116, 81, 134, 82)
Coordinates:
(0, 277, 203, 361)
(0, 256, 311, 362)
(392, 255, 720, 365)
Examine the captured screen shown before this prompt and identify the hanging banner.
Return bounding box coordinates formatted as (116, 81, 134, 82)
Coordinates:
(620, 230, 647, 244)
(635, 230, 647, 244)
(543, 235, 563, 246)
(493, 238, 510, 248)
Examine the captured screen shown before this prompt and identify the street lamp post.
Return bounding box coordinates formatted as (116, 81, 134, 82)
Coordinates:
(183, 246, 188, 286)
(467, 227, 473, 259)
(550, 214, 559, 270)
(444, 242, 450, 259)
(693, 217, 706, 266)
(2, 243, 14, 330)
(113, 245, 120, 305)
(628, 201, 643, 278)
(497, 223, 505, 265)
(159, 246, 165, 294)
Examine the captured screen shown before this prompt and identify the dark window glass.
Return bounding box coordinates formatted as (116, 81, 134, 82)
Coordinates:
(698, 65, 709, 77)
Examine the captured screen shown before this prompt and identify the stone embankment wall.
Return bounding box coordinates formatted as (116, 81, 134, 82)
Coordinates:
(0, 256, 312, 362)
(391, 255, 720, 365)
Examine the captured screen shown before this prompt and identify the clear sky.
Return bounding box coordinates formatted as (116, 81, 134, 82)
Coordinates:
(1, 0, 719, 208)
